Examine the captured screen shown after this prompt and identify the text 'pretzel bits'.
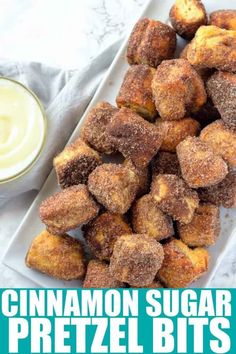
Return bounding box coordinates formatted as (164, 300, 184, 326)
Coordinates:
(88, 163, 139, 214)
(26, 230, 86, 281)
(152, 59, 206, 121)
(186, 26, 236, 72)
(177, 203, 220, 247)
(170, 0, 207, 39)
(116, 64, 157, 121)
(107, 107, 163, 168)
(157, 239, 209, 288)
(53, 138, 102, 188)
(127, 18, 176, 68)
(109, 234, 164, 287)
(39, 185, 99, 234)
(151, 174, 199, 224)
(177, 137, 228, 188)
(83, 260, 125, 288)
(80, 101, 118, 154)
(84, 212, 132, 261)
(132, 194, 174, 241)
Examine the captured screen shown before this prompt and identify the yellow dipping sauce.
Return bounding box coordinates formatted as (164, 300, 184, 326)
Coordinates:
(0, 77, 46, 183)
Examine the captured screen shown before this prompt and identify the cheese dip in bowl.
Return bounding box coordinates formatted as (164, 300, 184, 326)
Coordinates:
(0, 77, 46, 183)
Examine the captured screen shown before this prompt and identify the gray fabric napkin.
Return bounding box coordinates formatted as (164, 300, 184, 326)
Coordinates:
(0, 39, 122, 204)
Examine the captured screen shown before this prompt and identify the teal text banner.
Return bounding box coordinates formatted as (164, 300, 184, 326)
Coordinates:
(0, 289, 235, 354)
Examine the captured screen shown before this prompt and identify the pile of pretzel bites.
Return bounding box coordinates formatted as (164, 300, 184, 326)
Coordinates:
(26, 0, 236, 288)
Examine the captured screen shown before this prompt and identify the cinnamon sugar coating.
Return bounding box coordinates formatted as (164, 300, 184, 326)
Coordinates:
(127, 18, 176, 68)
(84, 212, 132, 261)
(123, 159, 150, 197)
(109, 234, 164, 287)
(210, 10, 236, 30)
(39, 185, 99, 234)
(107, 107, 163, 168)
(180, 43, 213, 81)
(200, 120, 236, 168)
(152, 152, 181, 179)
(83, 260, 124, 288)
(116, 65, 157, 121)
(132, 194, 174, 241)
(177, 203, 220, 247)
(53, 138, 102, 188)
(157, 239, 209, 288)
(198, 171, 236, 208)
(207, 71, 236, 131)
(156, 117, 200, 152)
(177, 136, 228, 188)
(80, 101, 118, 154)
(151, 174, 199, 224)
(152, 59, 206, 120)
(88, 163, 139, 214)
(186, 26, 236, 71)
(170, 0, 207, 39)
(26, 230, 86, 280)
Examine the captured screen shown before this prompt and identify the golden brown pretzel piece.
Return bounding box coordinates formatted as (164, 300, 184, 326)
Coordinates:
(152, 59, 206, 121)
(170, 0, 207, 39)
(127, 18, 176, 68)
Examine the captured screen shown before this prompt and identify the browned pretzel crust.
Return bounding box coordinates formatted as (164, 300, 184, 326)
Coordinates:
(116, 65, 157, 121)
(127, 18, 176, 67)
(170, 0, 207, 39)
(152, 59, 206, 120)
(26, 230, 86, 280)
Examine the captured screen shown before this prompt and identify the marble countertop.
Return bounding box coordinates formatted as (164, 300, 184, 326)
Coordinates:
(0, 0, 235, 288)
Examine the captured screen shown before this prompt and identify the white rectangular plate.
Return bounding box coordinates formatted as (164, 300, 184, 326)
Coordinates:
(3, 0, 236, 288)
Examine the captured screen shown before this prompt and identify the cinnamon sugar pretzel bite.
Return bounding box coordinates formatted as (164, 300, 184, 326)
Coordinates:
(132, 194, 174, 241)
(127, 18, 176, 68)
(107, 107, 163, 168)
(170, 0, 207, 39)
(88, 163, 139, 214)
(39, 185, 99, 234)
(207, 71, 236, 131)
(200, 120, 236, 169)
(83, 260, 124, 288)
(157, 239, 209, 288)
(180, 43, 213, 81)
(210, 10, 236, 31)
(198, 171, 236, 208)
(109, 234, 164, 287)
(186, 26, 236, 72)
(84, 211, 132, 261)
(152, 59, 206, 120)
(123, 159, 150, 197)
(177, 137, 228, 188)
(53, 138, 102, 188)
(177, 203, 220, 247)
(26, 230, 86, 280)
(151, 174, 199, 224)
(155, 117, 200, 152)
(80, 101, 118, 154)
(116, 64, 157, 121)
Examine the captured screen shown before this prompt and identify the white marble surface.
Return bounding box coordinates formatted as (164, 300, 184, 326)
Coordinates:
(0, 0, 236, 288)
